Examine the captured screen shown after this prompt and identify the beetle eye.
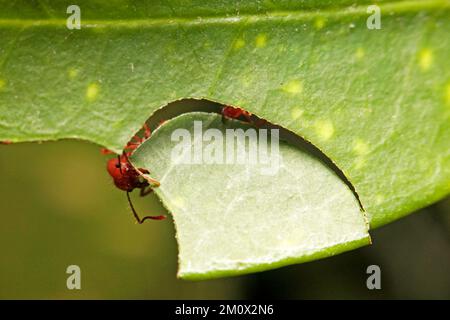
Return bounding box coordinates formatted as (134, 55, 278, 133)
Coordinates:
(115, 163, 120, 168)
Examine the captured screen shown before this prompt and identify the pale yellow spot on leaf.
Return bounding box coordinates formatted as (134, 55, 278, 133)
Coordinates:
(255, 34, 267, 48)
(353, 139, 369, 155)
(86, 83, 100, 102)
(445, 82, 450, 106)
(233, 38, 245, 50)
(240, 78, 250, 88)
(68, 68, 79, 79)
(375, 194, 384, 205)
(282, 80, 303, 95)
(418, 48, 433, 71)
(314, 120, 334, 141)
(0, 78, 5, 90)
(355, 47, 365, 60)
(291, 108, 304, 120)
(314, 17, 326, 30)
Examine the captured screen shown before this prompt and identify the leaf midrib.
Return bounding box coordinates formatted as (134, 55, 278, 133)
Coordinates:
(0, 0, 447, 29)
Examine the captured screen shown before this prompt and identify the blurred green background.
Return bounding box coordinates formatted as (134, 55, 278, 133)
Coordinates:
(0, 140, 449, 299)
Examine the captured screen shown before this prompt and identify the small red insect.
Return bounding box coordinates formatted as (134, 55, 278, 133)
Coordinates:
(221, 105, 266, 127)
(221, 106, 252, 123)
(1, 140, 12, 145)
(103, 123, 165, 224)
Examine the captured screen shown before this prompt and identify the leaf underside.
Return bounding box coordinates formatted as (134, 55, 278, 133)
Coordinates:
(0, 2, 449, 230)
(131, 112, 370, 279)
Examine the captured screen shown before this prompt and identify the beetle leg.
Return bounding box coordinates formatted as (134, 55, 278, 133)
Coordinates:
(101, 148, 115, 155)
(143, 123, 151, 139)
(131, 135, 142, 144)
(140, 186, 153, 196)
(126, 192, 166, 224)
(123, 142, 139, 152)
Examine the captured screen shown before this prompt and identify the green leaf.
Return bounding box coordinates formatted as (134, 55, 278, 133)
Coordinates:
(0, 0, 449, 228)
(131, 112, 370, 279)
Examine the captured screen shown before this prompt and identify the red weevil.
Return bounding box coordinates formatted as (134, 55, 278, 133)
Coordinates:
(221, 105, 266, 127)
(221, 105, 252, 123)
(103, 123, 165, 224)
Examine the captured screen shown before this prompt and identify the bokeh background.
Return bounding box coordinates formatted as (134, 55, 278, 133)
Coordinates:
(0, 140, 449, 299)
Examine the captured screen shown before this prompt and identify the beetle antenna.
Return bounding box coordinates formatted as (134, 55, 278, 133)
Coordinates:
(126, 191, 166, 224)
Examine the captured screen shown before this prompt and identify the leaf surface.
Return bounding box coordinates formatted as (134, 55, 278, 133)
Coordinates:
(131, 112, 370, 279)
